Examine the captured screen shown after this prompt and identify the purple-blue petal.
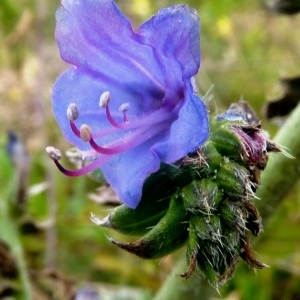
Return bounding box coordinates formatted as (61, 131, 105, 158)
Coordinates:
(56, 0, 166, 103)
(53, 0, 209, 208)
(152, 87, 209, 163)
(101, 138, 162, 208)
(100, 85, 209, 209)
(137, 5, 200, 79)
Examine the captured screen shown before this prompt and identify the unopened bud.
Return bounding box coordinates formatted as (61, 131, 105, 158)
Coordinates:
(182, 179, 222, 214)
(214, 162, 248, 199)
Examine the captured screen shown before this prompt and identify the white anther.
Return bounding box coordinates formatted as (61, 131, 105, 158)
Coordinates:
(119, 103, 130, 112)
(80, 124, 92, 142)
(67, 103, 79, 121)
(46, 146, 62, 161)
(99, 91, 111, 107)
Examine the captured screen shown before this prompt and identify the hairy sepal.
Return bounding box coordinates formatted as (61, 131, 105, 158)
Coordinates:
(110, 193, 190, 259)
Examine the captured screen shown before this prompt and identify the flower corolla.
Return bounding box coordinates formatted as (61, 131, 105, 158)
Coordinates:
(49, 0, 209, 208)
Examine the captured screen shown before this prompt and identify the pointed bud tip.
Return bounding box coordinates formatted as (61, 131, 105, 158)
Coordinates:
(67, 103, 79, 121)
(46, 146, 62, 161)
(90, 213, 113, 228)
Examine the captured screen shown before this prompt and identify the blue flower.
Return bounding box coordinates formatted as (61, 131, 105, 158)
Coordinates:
(48, 0, 209, 208)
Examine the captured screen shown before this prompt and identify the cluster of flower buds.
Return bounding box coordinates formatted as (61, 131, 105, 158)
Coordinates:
(92, 101, 281, 288)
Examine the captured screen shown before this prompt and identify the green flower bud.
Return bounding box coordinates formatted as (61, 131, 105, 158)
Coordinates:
(219, 200, 248, 232)
(213, 162, 249, 199)
(210, 121, 244, 163)
(189, 140, 224, 173)
(192, 214, 222, 242)
(181, 179, 223, 214)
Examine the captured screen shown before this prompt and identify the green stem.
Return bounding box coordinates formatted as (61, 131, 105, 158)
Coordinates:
(256, 103, 300, 221)
(0, 182, 32, 299)
(154, 103, 300, 300)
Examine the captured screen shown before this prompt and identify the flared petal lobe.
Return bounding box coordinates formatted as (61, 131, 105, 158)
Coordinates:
(152, 86, 209, 163)
(56, 0, 166, 101)
(52, 0, 209, 208)
(137, 5, 201, 79)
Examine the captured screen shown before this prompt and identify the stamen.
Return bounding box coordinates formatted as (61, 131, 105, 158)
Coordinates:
(51, 104, 175, 179)
(99, 91, 123, 129)
(99, 91, 111, 107)
(119, 103, 130, 123)
(67, 103, 79, 121)
(69, 120, 81, 138)
(89, 123, 169, 155)
(61, 98, 178, 176)
(67, 101, 175, 142)
(91, 107, 175, 139)
(67, 104, 81, 138)
(119, 103, 130, 112)
(46, 146, 62, 161)
(46, 146, 111, 177)
(80, 124, 92, 142)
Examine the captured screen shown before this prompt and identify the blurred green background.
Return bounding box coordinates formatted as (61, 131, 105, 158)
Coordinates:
(0, 0, 300, 299)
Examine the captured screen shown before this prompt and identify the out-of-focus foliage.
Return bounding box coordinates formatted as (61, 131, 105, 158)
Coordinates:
(0, 0, 299, 299)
